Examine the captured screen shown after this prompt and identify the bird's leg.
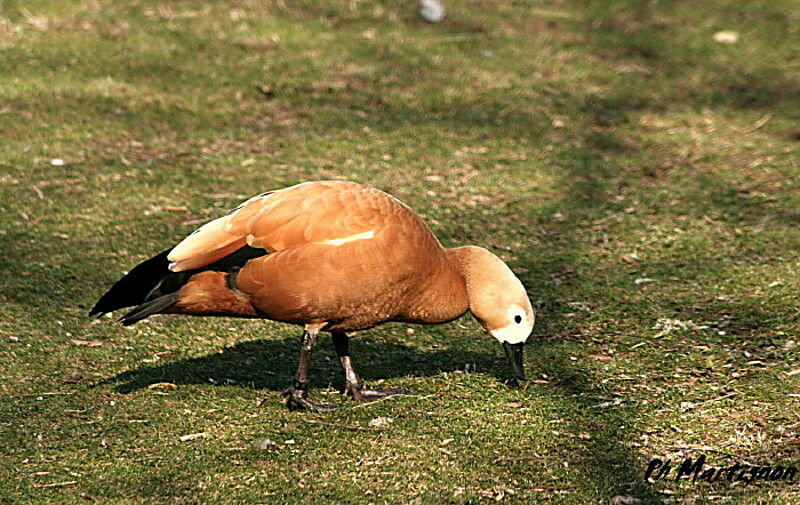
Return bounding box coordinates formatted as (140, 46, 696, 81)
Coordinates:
(282, 325, 338, 411)
(332, 331, 410, 402)
(332, 331, 365, 401)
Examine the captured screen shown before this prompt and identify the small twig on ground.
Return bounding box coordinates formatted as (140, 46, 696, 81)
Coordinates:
(11, 391, 76, 398)
(692, 392, 738, 407)
(349, 391, 414, 409)
(526, 486, 578, 492)
(493, 456, 542, 463)
(301, 419, 384, 432)
(33, 481, 77, 488)
(740, 114, 772, 133)
(408, 393, 437, 402)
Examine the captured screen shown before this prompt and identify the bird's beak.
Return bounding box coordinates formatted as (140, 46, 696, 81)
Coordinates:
(502, 341, 525, 387)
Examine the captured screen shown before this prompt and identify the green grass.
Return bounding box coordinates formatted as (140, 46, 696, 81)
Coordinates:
(1, 0, 799, 503)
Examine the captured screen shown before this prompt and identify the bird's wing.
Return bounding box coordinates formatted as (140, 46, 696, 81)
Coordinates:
(167, 181, 422, 272)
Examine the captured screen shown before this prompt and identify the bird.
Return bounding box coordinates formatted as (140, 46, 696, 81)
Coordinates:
(90, 181, 534, 410)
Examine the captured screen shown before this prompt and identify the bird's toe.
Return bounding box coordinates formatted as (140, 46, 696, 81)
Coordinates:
(282, 386, 342, 411)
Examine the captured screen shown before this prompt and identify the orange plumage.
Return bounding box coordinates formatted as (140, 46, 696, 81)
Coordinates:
(91, 181, 534, 410)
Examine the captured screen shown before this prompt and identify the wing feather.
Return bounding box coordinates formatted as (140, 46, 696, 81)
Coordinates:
(167, 217, 247, 272)
(167, 181, 412, 273)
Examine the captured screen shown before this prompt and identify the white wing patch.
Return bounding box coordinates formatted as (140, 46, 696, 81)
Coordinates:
(317, 230, 375, 246)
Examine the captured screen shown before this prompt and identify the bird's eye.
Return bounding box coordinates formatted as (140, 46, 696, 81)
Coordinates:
(514, 315, 522, 324)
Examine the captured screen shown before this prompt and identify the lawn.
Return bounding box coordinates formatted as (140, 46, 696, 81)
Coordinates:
(1, 0, 798, 503)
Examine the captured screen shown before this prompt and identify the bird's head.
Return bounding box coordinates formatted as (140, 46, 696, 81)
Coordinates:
(448, 246, 534, 385)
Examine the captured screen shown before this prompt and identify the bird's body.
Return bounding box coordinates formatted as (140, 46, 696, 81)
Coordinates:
(92, 181, 534, 409)
(163, 181, 468, 331)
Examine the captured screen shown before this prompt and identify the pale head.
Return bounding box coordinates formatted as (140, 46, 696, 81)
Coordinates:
(448, 246, 535, 383)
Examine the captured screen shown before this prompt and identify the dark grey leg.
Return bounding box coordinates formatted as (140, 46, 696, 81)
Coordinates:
(332, 331, 365, 401)
(331, 331, 410, 402)
(281, 327, 331, 410)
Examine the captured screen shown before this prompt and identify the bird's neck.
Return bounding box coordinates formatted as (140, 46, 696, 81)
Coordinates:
(442, 245, 500, 317)
(445, 246, 481, 281)
(398, 248, 469, 324)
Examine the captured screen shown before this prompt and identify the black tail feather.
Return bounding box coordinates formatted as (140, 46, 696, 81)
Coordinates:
(119, 294, 180, 326)
(89, 248, 172, 317)
(90, 245, 268, 322)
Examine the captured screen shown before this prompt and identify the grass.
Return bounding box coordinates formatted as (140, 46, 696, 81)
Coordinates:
(1, 0, 798, 503)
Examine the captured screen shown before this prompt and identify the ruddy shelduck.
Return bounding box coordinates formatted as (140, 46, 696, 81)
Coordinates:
(91, 181, 534, 409)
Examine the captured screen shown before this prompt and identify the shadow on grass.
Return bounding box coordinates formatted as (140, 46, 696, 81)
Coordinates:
(102, 335, 513, 394)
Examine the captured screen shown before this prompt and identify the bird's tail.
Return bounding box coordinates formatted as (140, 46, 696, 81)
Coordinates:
(118, 293, 180, 326)
(89, 248, 173, 318)
(90, 246, 266, 325)
(146, 270, 259, 323)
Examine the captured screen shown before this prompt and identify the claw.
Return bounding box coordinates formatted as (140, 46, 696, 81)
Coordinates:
(342, 381, 365, 402)
(282, 385, 341, 411)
